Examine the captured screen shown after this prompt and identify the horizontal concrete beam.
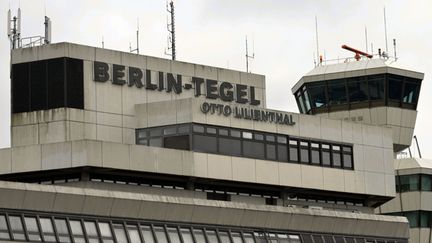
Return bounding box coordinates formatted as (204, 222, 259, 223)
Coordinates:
(0, 180, 409, 239)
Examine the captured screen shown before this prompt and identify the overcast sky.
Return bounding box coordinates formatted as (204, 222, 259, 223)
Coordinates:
(0, 0, 431, 158)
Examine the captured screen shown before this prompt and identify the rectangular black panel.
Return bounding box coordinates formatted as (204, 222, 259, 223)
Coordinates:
(12, 63, 30, 113)
(47, 58, 65, 109)
(11, 57, 84, 113)
(30, 60, 47, 111)
(66, 58, 84, 109)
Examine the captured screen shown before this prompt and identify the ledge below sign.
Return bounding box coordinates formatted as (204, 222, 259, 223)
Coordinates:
(200, 102, 296, 126)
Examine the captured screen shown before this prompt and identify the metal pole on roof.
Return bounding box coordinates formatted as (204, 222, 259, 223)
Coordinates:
(413, 135, 422, 158)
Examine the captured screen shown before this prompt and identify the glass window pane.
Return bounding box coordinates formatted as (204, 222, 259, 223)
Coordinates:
(193, 229, 206, 242)
(230, 232, 242, 243)
(369, 77, 385, 100)
(154, 226, 168, 243)
(388, 75, 403, 100)
(231, 129, 241, 138)
(348, 78, 368, 103)
(308, 84, 327, 108)
(113, 223, 128, 243)
(219, 129, 229, 136)
(266, 144, 276, 160)
(127, 225, 141, 243)
(219, 231, 230, 242)
(403, 82, 420, 104)
(98, 222, 112, 238)
(313, 235, 324, 243)
(24, 216, 41, 241)
(243, 232, 255, 243)
(303, 90, 311, 112)
(277, 136, 287, 144)
(141, 225, 155, 243)
(180, 228, 194, 243)
(420, 211, 430, 228)
(193, 124, 205, 133)
(219, 138, 242, 156)
(243, 131, 253, 139)
(70, 220, 85, 243)
(164, 126, 177, 135)
(205, 229, 218, 243)
(421, 175, 432, 191)
(289, 146, 298, 162)
(266, 135, 275, 142)
(332, 152, 341, 167)
(178, 124, 190, 134)
(255, 133, 264, 140)
(0, 215, 7, 231)
(322, 150, 331, 166)
(289, 234, 301, 243)
(167, 227, 181, 243)
(405, 211, 419, 228)
(243, 141, 265, 159)
(277, 144, 288, 161)
(193, 135, 217, 153)
(84, 221, 98, 237)
(311, 149, 320, 164)
(328, 79, 347, 105)
(9, 216, 26, 240)
(55, 218, 71, 243)
(300, 147, 309, 163)
(164, 135, 190, 150)
(149, 138, 163, 147)
(206, 127, 217, 134)
(39, 218, 56, 242)
(150, 128, 162, 136)
(343, 154, 353, 168)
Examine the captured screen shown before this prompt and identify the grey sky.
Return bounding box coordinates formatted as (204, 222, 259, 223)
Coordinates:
(1, 0, 430, 158)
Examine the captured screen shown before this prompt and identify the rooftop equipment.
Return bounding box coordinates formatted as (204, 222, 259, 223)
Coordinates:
(341, 44, 373, 61)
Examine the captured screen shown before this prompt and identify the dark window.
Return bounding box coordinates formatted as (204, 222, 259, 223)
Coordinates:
(219, 128, 229, 136)
(193, 135, 217, 153)
(243, 141, 265, 159)
(332, 145, 342, 167)
(368, 76, 385, 100)
(30, 60, 48, 111)
(388, 74, 403, 103)
(405, 211, 419, 228)
(289, 139, 299, 162)
(207, 192, 230, 201)
(66, 58, 84, 109)
(399, 175, 420, 192)
(307, 84, 328, 109)
(12, 63, 30, 113)
(47, 58, 65, 109)
(301, 234, 314, 243)
(266, 144, 276, 160)
(311, 143, 320, 165)
(278, 144, 288, 161)
(347, 77, 368, 102)
(328, 79, 347, 105)
(312, 235, 324, 243)
(218, 138, 241, 156)
(300, 141, 309, 164)
(164, 135, 190, 150)
(322, 144, 331, 166)
(420, 211, 430, 228)
(421, 175, 432, 191)
(149, 138, 163, 147)
(193, 124, 205, 133)
(403, 81, 420, 104)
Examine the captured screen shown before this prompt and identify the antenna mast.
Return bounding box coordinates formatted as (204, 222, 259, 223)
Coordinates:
(7, 8, 21, 49)
(383, 7, 389, 55)
(165, 0, 176, 60)
(245, 36, 255, 73)
(315, 16, 320, 66)
(364, 26, 368, 53)
(44, 16, 51, 44)
(130, 19, 139, 54)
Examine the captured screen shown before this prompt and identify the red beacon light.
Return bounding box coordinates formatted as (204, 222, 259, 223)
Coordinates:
(342, 44, 373, 61)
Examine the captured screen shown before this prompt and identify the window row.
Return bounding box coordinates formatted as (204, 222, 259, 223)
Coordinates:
(0, 211, 406, 243)
(295, 74, 421, 115)
(395, 174, 432, 193)
(386, 211, 432, 228)
(136, 123, 354, 170)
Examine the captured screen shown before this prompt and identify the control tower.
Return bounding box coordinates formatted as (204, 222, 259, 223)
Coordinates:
(292, 51, 423, 153)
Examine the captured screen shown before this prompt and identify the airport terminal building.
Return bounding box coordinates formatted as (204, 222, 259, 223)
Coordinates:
(0, 42, 422, 243)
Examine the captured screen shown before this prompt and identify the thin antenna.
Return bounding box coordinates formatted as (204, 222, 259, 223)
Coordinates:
(393, 38, 397, 60)
(7, 9, 11, 37)
(165, 1, 176, 60)
(315, 15, 320, 66)
(364, 26, 368, 53)
(371, 43, 374, 55)
(414, 135, 422, 159)
(102, 36, 104, 48)
(245, 35, 255, 73)
(129, 18, 139, 54)
(44, 15, 51, 44)
(383, 7, 389, 55)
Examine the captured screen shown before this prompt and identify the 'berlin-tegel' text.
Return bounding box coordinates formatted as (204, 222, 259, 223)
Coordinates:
(93, 61, 261, 106)
(200, 102, 296, 126)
